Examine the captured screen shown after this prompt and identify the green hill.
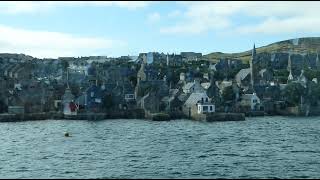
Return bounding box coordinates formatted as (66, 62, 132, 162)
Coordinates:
(204, 37, 320, 63)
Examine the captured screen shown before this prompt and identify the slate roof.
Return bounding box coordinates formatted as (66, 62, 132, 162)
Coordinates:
(183, 82, 195, 91)
(236, 68, 251, 82)
(241, 94, 260, 101)
(184, 92, 209, 107)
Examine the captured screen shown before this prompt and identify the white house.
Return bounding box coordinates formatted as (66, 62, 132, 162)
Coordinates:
(183, 92, 215, 117)
(62, 87, 77, 115)
(197, 102, 215, 114)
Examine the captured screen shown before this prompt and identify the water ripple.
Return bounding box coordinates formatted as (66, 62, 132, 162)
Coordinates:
(0, 117, 320, 178)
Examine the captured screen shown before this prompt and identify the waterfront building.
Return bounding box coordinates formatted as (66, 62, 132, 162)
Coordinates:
(239, 93, 261, 111)
(183, 92, 213, 118)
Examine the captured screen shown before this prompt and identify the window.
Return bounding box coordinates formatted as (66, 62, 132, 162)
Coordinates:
(203, 106, 208, 112)
(206, 98, 208, 102)
(210, 106, 213, 111)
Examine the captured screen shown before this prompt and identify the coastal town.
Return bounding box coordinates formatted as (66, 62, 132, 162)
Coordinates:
(1, 39, 320, 122)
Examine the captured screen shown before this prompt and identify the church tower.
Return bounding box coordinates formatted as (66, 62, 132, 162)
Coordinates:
(166, 53, 169, 66)
(250, 43, 256, 91)
(287, 52, 294, 83)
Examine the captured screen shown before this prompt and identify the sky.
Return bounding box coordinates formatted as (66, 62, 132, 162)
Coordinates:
(0, 1, 319, 58)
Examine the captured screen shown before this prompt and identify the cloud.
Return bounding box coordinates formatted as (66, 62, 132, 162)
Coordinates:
(0, 24, 127, 58)
(147, 12, 161, 24)
(0, 1, 152, 14)
(167, 10, 182, 18)
(235, 16, 320, 35)
(160, 1, 320, 35)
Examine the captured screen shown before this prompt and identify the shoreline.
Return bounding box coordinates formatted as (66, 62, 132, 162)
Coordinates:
(0, 111, 316, 123)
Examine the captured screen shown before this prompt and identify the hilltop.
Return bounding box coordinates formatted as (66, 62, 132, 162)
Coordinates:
(204, 37, 320, 63)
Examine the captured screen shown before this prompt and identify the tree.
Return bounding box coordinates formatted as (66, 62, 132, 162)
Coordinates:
(282, 82, 306, 106)
(213, 70, 225, 81)
(222, 86, 235, 102)
(305, 82, 320, 106)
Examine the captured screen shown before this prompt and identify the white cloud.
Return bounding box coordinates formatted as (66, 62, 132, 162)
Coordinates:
(167, 10, 182, 18)
(147, 12, 161, 24)
(0, 24, 127, 58)
(0, 1, 152, 14)
(235, 16, 320, 34)
(160, 1, 320, 35)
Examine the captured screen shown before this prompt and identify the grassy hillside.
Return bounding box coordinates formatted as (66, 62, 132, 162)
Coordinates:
(204, 37, 320, 63)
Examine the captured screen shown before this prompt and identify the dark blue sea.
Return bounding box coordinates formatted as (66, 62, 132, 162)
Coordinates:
(0, 116, 319, 178)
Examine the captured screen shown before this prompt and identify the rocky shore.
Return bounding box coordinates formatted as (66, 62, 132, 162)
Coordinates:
(0, 110, 247, 122)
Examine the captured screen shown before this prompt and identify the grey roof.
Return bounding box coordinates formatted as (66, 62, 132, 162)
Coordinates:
(184, 93, 209, 107)
(236, 68, 250, 81)
(183, 82, 195, 90)
(241, 94, 260, 101)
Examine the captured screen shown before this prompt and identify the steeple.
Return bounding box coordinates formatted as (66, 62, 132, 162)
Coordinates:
(316, 52, 320, 70)
(250, 43, 255, 91)
(252, 43, 256, 59)
(287, 52, 293, 83)
(66, 67, 70, 89)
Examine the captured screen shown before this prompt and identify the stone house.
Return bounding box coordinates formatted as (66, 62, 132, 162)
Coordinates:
(238, 93, 261, 111)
